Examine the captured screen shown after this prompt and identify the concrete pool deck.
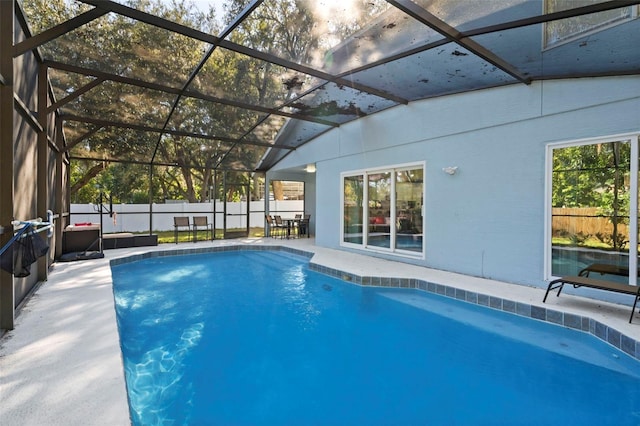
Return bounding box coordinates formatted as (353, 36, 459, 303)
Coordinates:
(1, 238, 639, 425)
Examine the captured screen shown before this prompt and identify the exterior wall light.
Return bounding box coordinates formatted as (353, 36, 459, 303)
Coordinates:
(442, 166, 458, 175)
(306, 164, 316, 173)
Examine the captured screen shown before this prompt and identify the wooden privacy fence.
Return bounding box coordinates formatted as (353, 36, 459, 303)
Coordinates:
(552, 207, 629, 239)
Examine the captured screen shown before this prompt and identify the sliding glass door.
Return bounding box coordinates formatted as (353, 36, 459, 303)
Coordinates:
(342, 163, 424, 258)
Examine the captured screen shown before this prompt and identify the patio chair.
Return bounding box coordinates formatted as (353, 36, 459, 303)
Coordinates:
(293, 214, 302, 237)
(173, 216, 191, 244)
(192, 216, 213, 242)
(265, 215, 278, 238)
(298, 214, 311, 238)
(273, 215, 287, 239)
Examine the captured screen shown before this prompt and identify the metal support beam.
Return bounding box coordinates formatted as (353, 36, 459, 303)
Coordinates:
(462, 0, 640, 37)
(60, 113, 296, 150)
(0, 0, 15, 330)
(14, 92, 43, 133)
(64, 120, 72, 230)
(47, 78, 104, 113)
(212, 171, 217, 240)
(78, 0, 408, 105)
(80, 0, 220, 45)
(13, 8, 108, 57)
(37, 64, 49, 281)
(68, 154, 257, 173)
(148, 164, 153, 235)
(54, 116, 64, 258)
(150, 0, 265, 164)
(221, 39, 409, 104)
(388, 0, 531, 84)
(64, 125, 103, 152)
(44, 60, 339, 128)
(47, 134, 61, 153)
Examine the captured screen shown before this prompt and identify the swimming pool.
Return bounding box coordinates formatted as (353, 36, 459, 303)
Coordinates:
(111, 250, 640, 425)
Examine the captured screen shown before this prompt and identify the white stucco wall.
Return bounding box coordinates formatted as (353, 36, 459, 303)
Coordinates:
(270, 76, 640, 293)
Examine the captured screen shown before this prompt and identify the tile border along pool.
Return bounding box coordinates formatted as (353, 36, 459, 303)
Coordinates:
(111, 244, 640, 361)
(1, 239, 639, 426)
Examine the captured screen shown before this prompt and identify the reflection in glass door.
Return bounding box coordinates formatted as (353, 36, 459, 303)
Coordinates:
(367, 172, 391, 249)
(550, 140, 632, 283)
(343, 175, 364, 244)
(396, 168, 423, 253)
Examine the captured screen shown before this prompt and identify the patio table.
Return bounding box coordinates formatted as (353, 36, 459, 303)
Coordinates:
(280, 218, 299, 239)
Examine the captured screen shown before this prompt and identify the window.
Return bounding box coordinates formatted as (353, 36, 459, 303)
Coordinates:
(546, 135, 639, 285)
(544, 0, 637, 48)
(342, 163, 424, 257)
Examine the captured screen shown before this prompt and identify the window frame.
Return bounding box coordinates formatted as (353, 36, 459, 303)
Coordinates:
(543, 1, 638, 50)
(544, 133, 640, 284)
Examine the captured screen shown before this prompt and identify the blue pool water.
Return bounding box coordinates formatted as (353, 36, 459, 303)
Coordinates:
(111, 251, 640, 425)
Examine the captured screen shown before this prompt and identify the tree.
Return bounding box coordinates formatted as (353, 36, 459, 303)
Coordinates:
(23, 0, 222, 201)
(552, 141, 631, 249)
(23, 0, 355, 200)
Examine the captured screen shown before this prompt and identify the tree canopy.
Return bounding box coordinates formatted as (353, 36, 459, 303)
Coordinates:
(22, 0, 334, 202)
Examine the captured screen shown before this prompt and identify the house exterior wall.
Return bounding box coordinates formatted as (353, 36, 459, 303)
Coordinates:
(270, 76, 640, 293)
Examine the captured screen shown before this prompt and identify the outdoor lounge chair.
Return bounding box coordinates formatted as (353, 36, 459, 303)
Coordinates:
(543, 275, 640, 323)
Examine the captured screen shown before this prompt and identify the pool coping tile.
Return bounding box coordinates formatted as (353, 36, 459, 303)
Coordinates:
(313, 260, 639, 363)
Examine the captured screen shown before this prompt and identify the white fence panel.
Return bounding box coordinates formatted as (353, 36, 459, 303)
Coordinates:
(70, 201, 305, 233)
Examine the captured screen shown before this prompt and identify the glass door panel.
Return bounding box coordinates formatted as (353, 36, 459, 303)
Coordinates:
(395, 168, 423, 253)
(343, 175, 364, 244)
(551, 141, 631, 282)
(367, 172, 391, 249)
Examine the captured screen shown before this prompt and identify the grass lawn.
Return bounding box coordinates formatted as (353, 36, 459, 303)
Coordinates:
(147, 227, 267, 244)
(552, 237, 623, 251)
